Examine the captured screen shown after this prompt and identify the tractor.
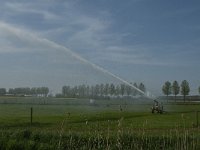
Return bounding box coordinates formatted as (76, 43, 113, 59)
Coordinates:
(151, 100, 163, 114)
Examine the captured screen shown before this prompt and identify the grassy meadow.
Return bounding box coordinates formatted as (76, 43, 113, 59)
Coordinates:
(0, 97, 200, 149)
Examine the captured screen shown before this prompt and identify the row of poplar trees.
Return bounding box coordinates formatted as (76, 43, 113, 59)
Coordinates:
(61, 83, 146, 98)
(0, 87, 49, 97)
(162, 80, 195, 102)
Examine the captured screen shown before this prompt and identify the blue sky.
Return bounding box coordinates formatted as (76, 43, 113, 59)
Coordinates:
(0, 0, 200, 95)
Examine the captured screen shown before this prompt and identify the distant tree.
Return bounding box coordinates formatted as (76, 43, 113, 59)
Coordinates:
(23, 87, 31, 95)
(62, 86, 66, 96)
(109, 83, 115, 96)
(120, 84, 125, 96)
(139, 82, 146, 95)
(125, 84, 132, 96)
(77, 85, 81, 97)
(162, 81, 172, 101)
(43, 87, 49, 97)
(181, 80, 190, 102)
(198, 86, 200, 95)
(14, 88, 23, 95)
(36, 87, 41, 96)
(132, 83, 138, 96)
(86, 85, 90, 98)
(8, 88, 15, 95)
(78, 85, 86, 98)
(94, 84, 100, 98)
(100, 84, 104, 96)
(31, 87, 37, 96)
(172, 81, 180, 102)
(73, 86, 78, 97)
(104, 83, 109, 96)
(0, 88, 6, 96)
(62, 86, 71, 97)
(90, 86, 95, 98)
(115, 85, 120, 96)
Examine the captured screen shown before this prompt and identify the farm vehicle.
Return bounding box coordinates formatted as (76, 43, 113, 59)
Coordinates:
(151, 100, 164, 114)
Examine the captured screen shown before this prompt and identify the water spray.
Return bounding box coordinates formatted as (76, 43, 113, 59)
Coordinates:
(35, 38, 155, 98)
(1, 21, 155, 99)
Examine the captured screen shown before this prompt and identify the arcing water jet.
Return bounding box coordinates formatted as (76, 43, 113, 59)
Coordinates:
(0, 21, 154, 98)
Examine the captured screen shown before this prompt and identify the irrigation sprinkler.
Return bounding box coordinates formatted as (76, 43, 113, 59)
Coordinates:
(151, 100, 164, 114)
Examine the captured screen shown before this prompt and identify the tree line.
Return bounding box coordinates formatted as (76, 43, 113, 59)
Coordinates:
(162, 80, 200, 102)
(60, 82, 146, 99)
(0, 87, 49, 97)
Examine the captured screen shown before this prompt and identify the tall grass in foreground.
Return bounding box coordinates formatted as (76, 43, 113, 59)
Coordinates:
(0, 126, 199, 150)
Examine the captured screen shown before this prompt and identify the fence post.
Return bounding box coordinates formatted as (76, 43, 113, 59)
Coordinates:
(31, 107, 33, 125)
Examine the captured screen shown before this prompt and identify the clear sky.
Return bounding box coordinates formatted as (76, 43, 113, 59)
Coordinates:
(0, 0, 200, 95)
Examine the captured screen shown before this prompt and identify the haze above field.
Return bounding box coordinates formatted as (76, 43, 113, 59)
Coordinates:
(0, 0, 200, 95)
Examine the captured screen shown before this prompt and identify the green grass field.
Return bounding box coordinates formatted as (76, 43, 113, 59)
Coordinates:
(0, 97, 200, 149)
